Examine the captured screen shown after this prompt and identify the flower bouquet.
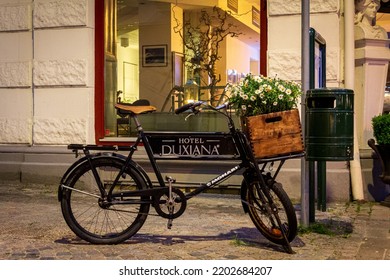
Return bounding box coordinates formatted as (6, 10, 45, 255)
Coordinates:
(226, 73, 304, 159)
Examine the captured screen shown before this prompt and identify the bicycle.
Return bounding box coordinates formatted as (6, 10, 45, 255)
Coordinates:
(58, 101, 303, 253)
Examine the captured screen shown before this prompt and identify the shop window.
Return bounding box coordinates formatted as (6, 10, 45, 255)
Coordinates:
(95, 0, 262, 143)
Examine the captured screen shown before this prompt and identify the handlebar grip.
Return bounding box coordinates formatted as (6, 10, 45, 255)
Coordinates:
(174, 103, 194, 114)
(215, 102, 228, 111)
(174, 101, 204, 114)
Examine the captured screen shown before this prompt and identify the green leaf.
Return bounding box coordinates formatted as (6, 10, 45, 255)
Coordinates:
(372, 114, 390, 145)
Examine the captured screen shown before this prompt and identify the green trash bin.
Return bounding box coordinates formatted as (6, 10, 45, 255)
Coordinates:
(305, 88, 354, 161)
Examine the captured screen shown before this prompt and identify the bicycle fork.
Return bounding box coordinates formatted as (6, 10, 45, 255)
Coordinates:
(253, 176, 294, 254)
(246, 158, 294, 254)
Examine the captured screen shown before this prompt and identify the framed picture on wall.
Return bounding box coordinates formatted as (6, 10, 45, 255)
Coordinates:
(142, 45, 168, 67)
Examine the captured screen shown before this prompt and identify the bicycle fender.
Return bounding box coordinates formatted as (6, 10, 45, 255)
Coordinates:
(58, 152, 114, 184)
(58, 155, 91, 201)
(58, 153, 152, 201)
(110, 152, 153, 189)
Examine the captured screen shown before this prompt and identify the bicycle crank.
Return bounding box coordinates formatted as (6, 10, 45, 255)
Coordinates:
(153, 187, 187, 220)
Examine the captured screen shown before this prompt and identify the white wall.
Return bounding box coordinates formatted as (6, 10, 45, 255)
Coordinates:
(0, 1, 33, 144)
(268, 0, 342, 87)
(0, 0, 95, 145)
(226, 36, 259, 76)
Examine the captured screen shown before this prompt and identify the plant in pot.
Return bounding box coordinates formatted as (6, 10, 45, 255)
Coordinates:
(368, 113, 390, 207)
(226, 73, 304, 159)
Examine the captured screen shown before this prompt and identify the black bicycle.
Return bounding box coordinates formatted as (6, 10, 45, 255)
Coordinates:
(58, 101, 301, 253)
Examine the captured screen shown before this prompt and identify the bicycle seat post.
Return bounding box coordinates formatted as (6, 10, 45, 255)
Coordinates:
(131, 114, 143, 132)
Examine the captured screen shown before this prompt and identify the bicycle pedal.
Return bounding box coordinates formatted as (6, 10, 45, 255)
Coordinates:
(167, 219, 173, 229)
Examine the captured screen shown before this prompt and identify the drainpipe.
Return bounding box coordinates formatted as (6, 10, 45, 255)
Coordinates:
(344, 1, 365, 201)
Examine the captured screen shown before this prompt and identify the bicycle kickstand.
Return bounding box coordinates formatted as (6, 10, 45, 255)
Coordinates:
(278, 218, 294, 254)
(282, 240, 294, 254)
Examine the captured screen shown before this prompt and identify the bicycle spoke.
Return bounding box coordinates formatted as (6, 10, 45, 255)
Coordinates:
(61, 157, 150, 244)
(61, 184, 101, 199)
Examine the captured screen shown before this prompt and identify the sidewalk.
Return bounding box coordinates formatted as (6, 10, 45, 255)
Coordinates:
(0, 180, 389, 260)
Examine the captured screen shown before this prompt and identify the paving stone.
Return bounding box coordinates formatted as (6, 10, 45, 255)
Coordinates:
(0, 181, 390, 260)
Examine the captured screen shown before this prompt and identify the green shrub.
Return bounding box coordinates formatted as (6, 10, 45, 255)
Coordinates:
(372, 113, 390, 145)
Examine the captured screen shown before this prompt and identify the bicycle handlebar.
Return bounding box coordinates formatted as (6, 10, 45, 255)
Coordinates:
(175, 101, 230, 115)
(174, 101, 205, 114)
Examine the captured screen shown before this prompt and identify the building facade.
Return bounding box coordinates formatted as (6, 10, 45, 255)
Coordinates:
(0, 0, 388, 202)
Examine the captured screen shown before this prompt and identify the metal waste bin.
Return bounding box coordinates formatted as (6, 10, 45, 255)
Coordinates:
(305, 88, 354, 161)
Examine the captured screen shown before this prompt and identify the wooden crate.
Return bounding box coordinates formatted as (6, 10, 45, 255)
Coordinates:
(242, 109, 304, 159)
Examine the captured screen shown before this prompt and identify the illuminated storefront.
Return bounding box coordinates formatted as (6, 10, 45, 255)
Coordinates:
(96, 0, 261, 142)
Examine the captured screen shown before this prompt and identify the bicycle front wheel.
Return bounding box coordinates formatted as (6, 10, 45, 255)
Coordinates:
(60, 156, 150, 244)
(243, 178, 297, 245)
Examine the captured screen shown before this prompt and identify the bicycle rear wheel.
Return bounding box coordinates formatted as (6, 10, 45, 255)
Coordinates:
(60, 156, 150, 244)
(243, 178, 297, 245)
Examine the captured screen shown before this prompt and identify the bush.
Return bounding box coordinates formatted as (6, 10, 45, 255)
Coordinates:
(372, 113, 390, 145)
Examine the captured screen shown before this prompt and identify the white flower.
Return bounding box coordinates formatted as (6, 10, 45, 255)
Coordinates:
(254, 75, 263, 83)
(225, 83, 231, 91)
(228, 73, 302, 117)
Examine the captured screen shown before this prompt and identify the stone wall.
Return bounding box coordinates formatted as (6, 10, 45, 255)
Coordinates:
(0, 0, 95, 145)
(268, 0, 341, 86)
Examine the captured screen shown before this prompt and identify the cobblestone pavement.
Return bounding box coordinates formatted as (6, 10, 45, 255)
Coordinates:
(0, 181, 389, 260)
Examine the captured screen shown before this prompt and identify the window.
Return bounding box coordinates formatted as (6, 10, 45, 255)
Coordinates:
(95, 0, 262, 143)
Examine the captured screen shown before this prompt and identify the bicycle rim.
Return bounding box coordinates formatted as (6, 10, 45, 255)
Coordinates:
(60, 157, 150, 244)
(245, 179, 297, 245)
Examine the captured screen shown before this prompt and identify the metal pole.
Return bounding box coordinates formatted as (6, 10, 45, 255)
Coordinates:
(318, 161, 327, 211)
(301, 0, 310, 226)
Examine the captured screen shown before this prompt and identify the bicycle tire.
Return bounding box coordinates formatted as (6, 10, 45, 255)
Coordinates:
(60, 156, 150, 244)
(243, 178, 297, 245)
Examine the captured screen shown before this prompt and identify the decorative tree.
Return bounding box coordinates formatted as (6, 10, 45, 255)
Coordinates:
(173, 6, 242, 103)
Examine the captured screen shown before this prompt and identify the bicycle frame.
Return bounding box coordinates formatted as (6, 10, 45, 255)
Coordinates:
(107, 109, 256, 201)
(64, 106, 303, 204)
